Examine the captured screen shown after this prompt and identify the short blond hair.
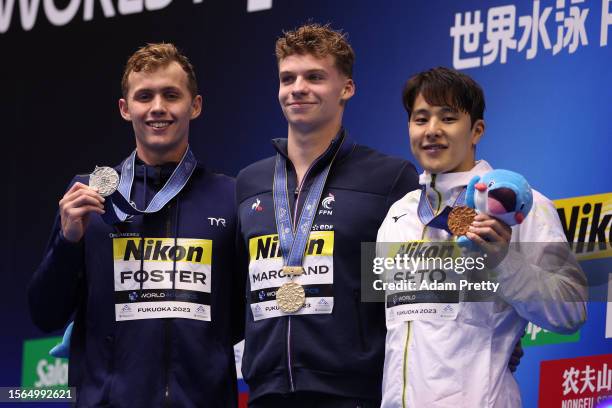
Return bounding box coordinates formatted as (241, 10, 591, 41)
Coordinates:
(275, 23, 355, 78)
(121, 43, 198, 98)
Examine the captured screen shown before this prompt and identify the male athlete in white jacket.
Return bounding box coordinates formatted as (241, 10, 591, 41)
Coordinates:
(377, 67, 587, 407)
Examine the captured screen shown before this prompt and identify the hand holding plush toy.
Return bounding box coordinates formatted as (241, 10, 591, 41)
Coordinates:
(455, 169, 533, 246)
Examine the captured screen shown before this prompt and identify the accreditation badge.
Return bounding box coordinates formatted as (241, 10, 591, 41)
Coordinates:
(248, 231, 334, 321)
(384, 241, 462, 324)
(113, 235, 213, 322)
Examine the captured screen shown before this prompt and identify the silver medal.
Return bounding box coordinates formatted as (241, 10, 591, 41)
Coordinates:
(89, 166, 119, 197)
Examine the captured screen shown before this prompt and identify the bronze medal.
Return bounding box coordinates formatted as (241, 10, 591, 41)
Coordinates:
(448, 206, 477, 236)
(276, 282, 306, 313)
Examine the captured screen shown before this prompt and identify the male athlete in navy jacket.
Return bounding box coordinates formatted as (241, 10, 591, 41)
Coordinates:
(29, 43, 242, 407)
(236, 24, 419, 407)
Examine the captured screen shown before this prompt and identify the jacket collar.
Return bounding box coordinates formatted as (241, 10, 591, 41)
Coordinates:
(419, 160, 493, 206)
(271, 127, 354, 176)
(132, 156, 179, 184)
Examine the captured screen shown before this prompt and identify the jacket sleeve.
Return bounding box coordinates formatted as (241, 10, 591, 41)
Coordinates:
(494, 191, 588, 333)
(28, 178, 84, 332)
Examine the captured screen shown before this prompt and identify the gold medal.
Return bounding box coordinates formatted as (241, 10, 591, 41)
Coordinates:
(282, 266, 305, 276)
(448, 206, 477, 236)
(276, 282, 306, 313)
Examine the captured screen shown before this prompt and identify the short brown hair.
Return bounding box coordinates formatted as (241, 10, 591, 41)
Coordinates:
(275, 23, 355, 78)
(402, 67, 485, 126)
(121, 43, 198, 98)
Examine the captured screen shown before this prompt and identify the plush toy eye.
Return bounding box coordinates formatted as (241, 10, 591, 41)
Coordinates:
(520, 204, 525, 209)
(488, 180, 495, 188)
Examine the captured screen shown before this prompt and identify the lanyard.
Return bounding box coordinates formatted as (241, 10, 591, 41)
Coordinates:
(101, 147, 197, 224)
(272, 143, 341, 270)
(417, 186, 467, 234)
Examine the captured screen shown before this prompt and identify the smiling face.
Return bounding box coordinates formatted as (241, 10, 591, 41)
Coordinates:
(119, 61, 202, 164)
(278, 53, 354, 134)
(409, 93, 484, 174)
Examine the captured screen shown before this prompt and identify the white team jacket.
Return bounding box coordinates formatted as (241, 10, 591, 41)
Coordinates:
(377, 160, 587, 408)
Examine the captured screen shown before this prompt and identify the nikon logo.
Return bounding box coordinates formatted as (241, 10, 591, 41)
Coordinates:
(255, 235, 324, 260)
(555, 193, 612, 259)
(121, 239, 205, 263)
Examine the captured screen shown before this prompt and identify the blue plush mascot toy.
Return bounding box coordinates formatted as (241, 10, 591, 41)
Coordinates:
(457, 169, 534, 245)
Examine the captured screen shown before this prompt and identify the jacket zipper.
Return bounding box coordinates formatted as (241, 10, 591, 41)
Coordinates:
(286, 184, 303, 392)
(286, 186, 300, 392)
(163, 201, 173, 407)
(353, 289, 366, 351)
(163, 319, 171, 406)
(421, 174, 442, 239)
(403, 175, 442, 408)
(286, 154, 326, 392)
(402, 322, 411, 408)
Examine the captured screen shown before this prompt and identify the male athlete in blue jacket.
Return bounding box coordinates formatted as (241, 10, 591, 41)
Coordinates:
(29, 43, 243, 407)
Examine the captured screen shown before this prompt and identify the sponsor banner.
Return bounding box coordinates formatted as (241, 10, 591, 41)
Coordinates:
(248, 231, 334, 320)
(539, 354, 612, 408)
(113, 237, 212, 321)
(450, 0, 611, 70)
(386, 301, 459, 323)
(1, 0, 273, 35)
(115, 288, 210, 304)
(251, 297, 334, 321)
(522, 322, 580, 347)
(554, 193, 612, 261)
(116, 301, 210, 321)
(21, 337, 68, 388)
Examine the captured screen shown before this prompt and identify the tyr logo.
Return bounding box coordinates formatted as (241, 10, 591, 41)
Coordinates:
(208, 217, 226, 227)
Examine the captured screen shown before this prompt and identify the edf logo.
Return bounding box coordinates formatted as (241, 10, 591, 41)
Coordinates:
(208, 217, 226, 227)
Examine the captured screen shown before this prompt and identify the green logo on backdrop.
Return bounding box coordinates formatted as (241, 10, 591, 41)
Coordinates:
(522, 322, 580, 347)
(21, 337, 68, 388)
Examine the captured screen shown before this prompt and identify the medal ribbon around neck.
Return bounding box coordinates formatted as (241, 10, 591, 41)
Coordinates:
(272, 142, 342, 272)
(417, 186, 467, 234)
(100, 147, 197, 225)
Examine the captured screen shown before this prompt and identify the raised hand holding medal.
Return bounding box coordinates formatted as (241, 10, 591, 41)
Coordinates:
(59, 181, 106, 243)
(93, 148, 197, 225)
(57, 165, 118, 243)
(59, 146, 197, 244)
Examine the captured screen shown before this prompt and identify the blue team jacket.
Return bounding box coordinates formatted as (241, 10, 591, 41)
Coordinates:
(29, 158, 243, 407)
(236, 132, 419, 402)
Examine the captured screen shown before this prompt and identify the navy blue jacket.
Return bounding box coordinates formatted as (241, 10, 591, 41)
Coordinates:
(236, 132, 419, 402)
(29, 157, 243, 407)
